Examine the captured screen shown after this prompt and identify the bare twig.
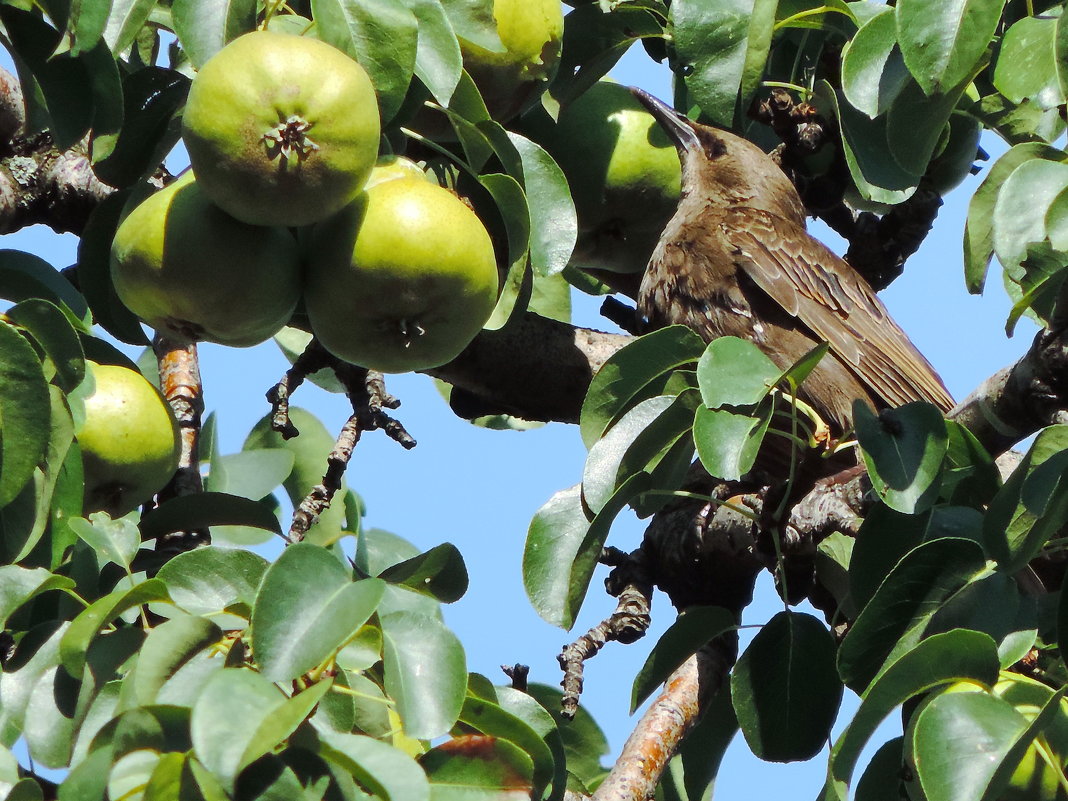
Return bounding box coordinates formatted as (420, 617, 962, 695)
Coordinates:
(501, 664, 529, 692)
(153, 334, 208, 551)
(558, 549, 653, 718)
(266, 337, 334, 439)
(591, 637, 737, 801)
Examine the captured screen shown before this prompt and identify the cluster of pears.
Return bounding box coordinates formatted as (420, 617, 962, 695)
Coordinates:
(110, 30, 500, 374)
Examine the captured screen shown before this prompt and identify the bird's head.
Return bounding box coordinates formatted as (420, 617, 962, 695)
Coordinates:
(630, 87, 804, 224)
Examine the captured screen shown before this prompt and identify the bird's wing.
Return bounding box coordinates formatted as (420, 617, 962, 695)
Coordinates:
(722, 207, 954, 411)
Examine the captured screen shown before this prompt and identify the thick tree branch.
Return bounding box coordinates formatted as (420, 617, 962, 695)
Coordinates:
(425, 312, 630, 424)
(950, 325, 1068, 455)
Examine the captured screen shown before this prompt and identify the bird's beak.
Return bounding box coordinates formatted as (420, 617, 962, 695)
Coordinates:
(630, 87, 701, 154)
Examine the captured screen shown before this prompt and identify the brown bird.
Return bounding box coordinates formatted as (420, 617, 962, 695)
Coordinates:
(631, 88, 954, 432)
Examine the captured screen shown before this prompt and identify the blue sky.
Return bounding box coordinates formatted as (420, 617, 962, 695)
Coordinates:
(1, 38, 1035, 799)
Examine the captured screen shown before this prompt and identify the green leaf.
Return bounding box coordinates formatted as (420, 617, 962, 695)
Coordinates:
(480, 172, 532, 330)
(355, 528, 444, 618)
(910, 690, 1053, 801)
(76, 191, 152, 345)
(69, 0, 112, 55)
(896, 0, 1004, 95)
(0, 6, 94, 148)
(252, 543, 385, 681)
(983, 424, 1068, 572)
(631, 606, 737, 712)
(155, 545, 267, 617)
(92, 67, 189, 188)
(0, 321, 51, 509)
(377, 543, 468, 603)
(886, 73, 979, 178)
(732, 611, 843, 762)
(69, 512, 140, 571)
(670, 0, 779, 126)
(854, 401, 948, 514)
(317, 730, 430, 801)
(102, 0, 157, 55)
(400, 0, 462, 106)
(312, 0, 418, 122)
(0, 622, 67, 747)
(580, 325, 706, 448)
(849, 504, 983, 610)
(854, 737, 907, 801)
(837, 538, 988, 692)
(421, 735, 533, 798)
(693, 402, 774, 481)
(964, 143, 1065, 293)
(841, 9, 910, 118)
(458, 694, 556, 800)
(821, 630, 1000, 801)
(696, 336, 781, 408)
(171, 0, 256, 69)
(0, 567, 73, 630)
(523, 474, 651, 629)
(139, 492, 282, 540)
(993, 157, 1068, 271)
(507, 132, 577, 278)
(582, 392, 700, 514)
(821, 82, 921, 205)
(190, 669, 330, 791)
(130, 615, 223, 706)
(204, 449, 295, 501)
(525, 683, 609, 789)
(6, 298, 85, 392)
(994, 14, 1066, 109)
(380, 610, 467, 739)
(80, 40, 124, 163)
(0, 250, 90, 329)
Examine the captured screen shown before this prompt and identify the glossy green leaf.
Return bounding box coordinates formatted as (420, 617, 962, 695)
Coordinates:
(886, 74, 978, 179)
(695, 336, 781, 408)
(317, 730, 429, 801)
(493, 686, 566, 801)
(421, 735, 533, 799)
(155, 545, 267, 617)
(994, 14, 1065, 109)
(580, 325, 706, 448)
(631, 606, 737, 712)
(732, 611, 843, 762)
(171, 0, 256, 69)
(670, 0, 779, 126)
(963, 143, 1065, 293)
(507, 131, 577, 278)
(854, 737, 907, 801)
(822, 629, 1000, 801)
(139, 492, 282, 541)
(841, 9, 909, 118)
(848, 503, 983, 610)
(458, 694, 556, 800)
(582, 391, 699, 514)
(524, 474, 651, 629)
(0, 250, 90, 329)
(896, 0, 1004, 95)
(127, 615, 222, 707)
(481, 172, 532, 330)
(0, 622, 67, 747)
(838, 538, 988, 691)
(59, 579, 169, 675)
(525, 683, 609, 789)
(0, 321, 51, 510)
(993, 158, 1068, 271)
(378, 542, 468, 603)
(983, 424, 1068, 572)
(355, 527, 443, 618)
(693, 402, 774, 482)
(0, 6, 94, 148)
(380, 610, 466, 739)
(854, 401, 948, 514)
(823, 82, 921, 204)
(0, 567, 74, 630)
(312, 0, 418, 122)
(6, 298, 85, 392)
(190, 669, 330, 791)
(204, 449, 294, 501)
(92, 67, 188, 187)
(102, 0, 157, 55)
(437, 0, 504, 54)
(76, 191, 151, 345)
(252, 543, 385, 681)
(400, 0, 462, 106)
(68, 512, 140, 571)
